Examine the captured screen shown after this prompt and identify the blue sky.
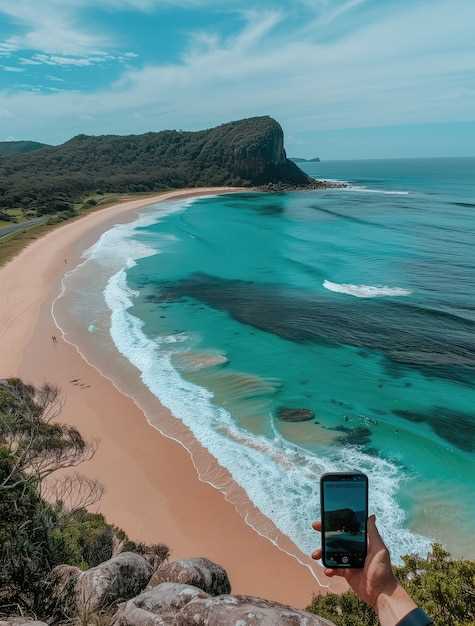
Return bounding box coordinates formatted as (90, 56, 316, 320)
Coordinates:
(0, 0, 474, 159)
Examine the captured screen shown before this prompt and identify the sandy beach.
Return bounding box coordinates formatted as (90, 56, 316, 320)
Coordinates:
(0, 187, 345, 608)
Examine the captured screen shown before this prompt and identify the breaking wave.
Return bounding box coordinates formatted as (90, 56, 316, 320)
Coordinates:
(323, 280, 412, 298)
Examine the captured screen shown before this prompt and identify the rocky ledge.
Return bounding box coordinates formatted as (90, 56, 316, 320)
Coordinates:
(3, 553, 335, 626)
(257, 179, 348, 192)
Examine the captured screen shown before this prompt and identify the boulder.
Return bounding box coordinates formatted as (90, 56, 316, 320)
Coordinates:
(150, 558, 230, 596)
(46, 564, 82, 618)
(77, 552, 153, 612)
(113, 582, 209, 626)
(276, 407, 315, 422)
(176, 595, 336, 625)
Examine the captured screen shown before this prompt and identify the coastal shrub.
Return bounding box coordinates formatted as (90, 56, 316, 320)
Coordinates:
(49, 509, 116, 570)
(307, 544, 475, 626)
(0, 378, 167, 620)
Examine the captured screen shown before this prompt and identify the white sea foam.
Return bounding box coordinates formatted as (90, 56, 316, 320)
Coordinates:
(323, 279, 412, 298)
(101, 260, 429, 562)
(321, 178, 410, 195)
(347, 186, 410, 196)
(83, 196, 211, 269)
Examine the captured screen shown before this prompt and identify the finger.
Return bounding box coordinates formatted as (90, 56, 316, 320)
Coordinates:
(367, 514, 387, 550)
(324, 568, 339, 577)
(324, 568, 351, 581)
(311, 549, 322, 560)
(312, 520, 321, 532)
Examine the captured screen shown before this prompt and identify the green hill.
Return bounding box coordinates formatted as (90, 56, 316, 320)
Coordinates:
(0, 116, 312, 215)
(0, 140, 50, 156)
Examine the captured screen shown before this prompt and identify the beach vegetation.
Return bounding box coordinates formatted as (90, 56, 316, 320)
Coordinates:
(0, 378, 169, 619)
(307, 544, 475, 626)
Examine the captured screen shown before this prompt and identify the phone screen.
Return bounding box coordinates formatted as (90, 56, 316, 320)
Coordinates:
(321, 473, 368, 568)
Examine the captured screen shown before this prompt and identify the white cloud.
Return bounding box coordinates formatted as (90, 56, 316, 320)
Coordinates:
(0, 0, 111, 56)
(0, 0, 473, 150)
(322, 0, 368, 24)
(30, 54, 97, 67)
(0, 0, 217, 58)
(18, 57, 43, 65)
(18, 52, 122, 67)
(0, 42, 17, 56)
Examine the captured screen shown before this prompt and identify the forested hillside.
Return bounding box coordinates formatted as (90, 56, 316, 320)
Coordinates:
(0, 116, 312, 215)
(0, 140, 50, 156)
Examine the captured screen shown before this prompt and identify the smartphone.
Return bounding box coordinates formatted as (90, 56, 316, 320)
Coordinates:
(320, 472, 368, 568)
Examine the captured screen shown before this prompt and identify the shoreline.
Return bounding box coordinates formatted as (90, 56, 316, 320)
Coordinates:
(0, 187, 346, 607)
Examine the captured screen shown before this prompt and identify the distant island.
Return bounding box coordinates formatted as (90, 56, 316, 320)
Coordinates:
(0, 116, 317, 217)
(290, 157, 321, 163)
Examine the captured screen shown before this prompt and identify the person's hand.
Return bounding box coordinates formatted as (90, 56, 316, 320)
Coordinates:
(311, 514, 396, 606)
(311, 515, 417, 626)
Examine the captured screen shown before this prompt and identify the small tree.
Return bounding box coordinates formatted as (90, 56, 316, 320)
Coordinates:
(0, 379, 102, 614)
(0, 379, 98, 494)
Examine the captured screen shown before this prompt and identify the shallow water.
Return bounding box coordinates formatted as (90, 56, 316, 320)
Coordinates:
(55, 158, 475, 561)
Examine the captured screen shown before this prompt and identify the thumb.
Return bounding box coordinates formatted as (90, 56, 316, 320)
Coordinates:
(367, 514, 387, 550)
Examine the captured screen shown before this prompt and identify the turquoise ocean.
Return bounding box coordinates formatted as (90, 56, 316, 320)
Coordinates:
(55, 157, 475, 562)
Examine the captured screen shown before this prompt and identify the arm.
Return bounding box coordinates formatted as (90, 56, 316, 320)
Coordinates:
(311, 515, 432, 626)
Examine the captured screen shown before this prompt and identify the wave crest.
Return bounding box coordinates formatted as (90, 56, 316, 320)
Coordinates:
(323, 280, 412, 298)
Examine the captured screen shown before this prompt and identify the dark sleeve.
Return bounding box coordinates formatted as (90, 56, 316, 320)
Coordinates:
(396, 608, 433, 626)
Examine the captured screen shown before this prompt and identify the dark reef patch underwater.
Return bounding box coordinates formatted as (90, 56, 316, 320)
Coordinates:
(146, 272, 475, 386)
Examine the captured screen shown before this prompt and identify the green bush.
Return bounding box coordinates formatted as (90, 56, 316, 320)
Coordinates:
(307, 545, 475, 626)
(49, 509, 115, 570)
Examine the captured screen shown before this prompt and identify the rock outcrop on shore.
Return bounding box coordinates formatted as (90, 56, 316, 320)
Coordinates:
(47, 553, 153, 617)
(77, 552, 154, 612)
(150, 558, 231, 595)
(38, 553, 336, 626)
(114, 583, 210, 626)
(176, 594, 336, 625)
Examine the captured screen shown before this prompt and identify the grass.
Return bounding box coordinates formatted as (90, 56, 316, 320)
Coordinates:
(0, 208, 30, 225)
(7, 208, 27, 220)
(0, 222, 56, 267)
(0, 191, 167, 269)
